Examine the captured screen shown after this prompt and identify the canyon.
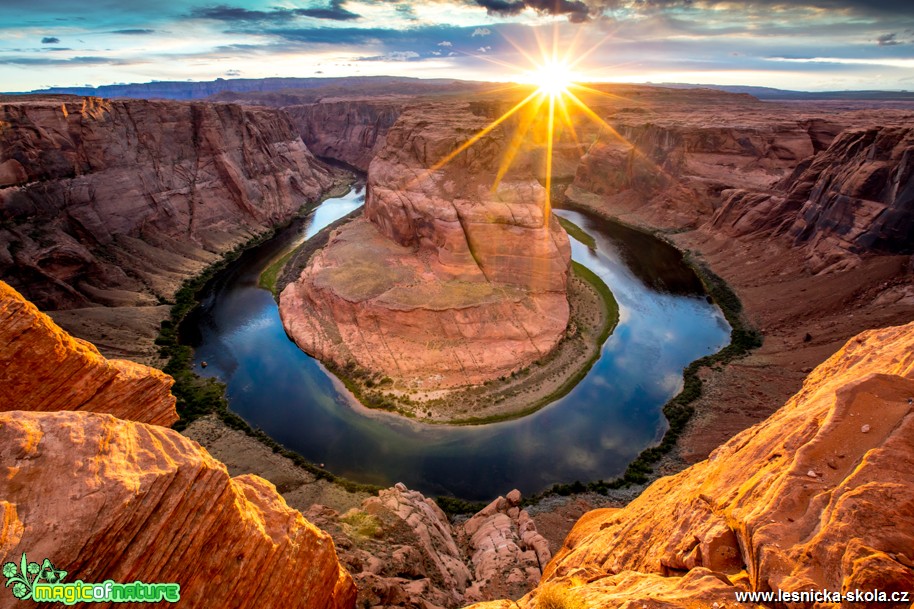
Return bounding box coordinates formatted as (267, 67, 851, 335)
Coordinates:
(279, 102, 574, 397)
(0, 82, 913, 609)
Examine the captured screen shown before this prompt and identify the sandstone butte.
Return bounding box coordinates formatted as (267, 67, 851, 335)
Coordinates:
(0, 280, 356, 609)
(280, 103, 572, 390)
(469, 320, 914, 609)
(0, 280, 177, 426)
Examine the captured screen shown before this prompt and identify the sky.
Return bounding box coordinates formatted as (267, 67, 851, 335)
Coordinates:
(2, 0, 914, 92)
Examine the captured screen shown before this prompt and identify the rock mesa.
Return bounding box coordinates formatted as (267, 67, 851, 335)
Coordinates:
(280, 103, 571, 389)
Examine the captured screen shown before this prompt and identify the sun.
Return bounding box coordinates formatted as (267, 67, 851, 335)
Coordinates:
(529, 60, 575, 97)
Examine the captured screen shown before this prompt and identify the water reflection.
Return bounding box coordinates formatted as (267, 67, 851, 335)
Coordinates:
(186, 192, 730, 500)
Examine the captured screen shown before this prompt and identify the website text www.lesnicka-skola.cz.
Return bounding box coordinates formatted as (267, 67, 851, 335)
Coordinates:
(735, 589, 910, 604)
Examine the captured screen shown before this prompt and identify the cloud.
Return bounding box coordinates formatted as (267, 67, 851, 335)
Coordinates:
(41, 36, 60, 44)
(474, 0, 590, 22)
(477, 45, 492, 52)
(110, 28, 155, 35)
(191, 1, 358, 23)
(438, 40, 452, 46)
(877, 32, 901, 45)
(225, 69, 242, 76)
(472, 27, 492, 37)
(359, 50, 420, 61)
(0, 55, 124, 66)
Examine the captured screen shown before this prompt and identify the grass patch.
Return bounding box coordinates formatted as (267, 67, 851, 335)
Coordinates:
(259, 248, 296, 295)
(340, 509, 383, 540)
(557, 215, 597, 250)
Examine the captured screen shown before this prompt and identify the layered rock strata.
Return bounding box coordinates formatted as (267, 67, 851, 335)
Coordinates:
(0, 280, 177, 426)
(0, 410, 356, 609)
(713, 126, 914, 272)
(307, 484, 551, 609)
(0, 96, 334, 359)
(286, 99, 404, 171)
(280, 103, 571, 390)
(470, 320, 914, 608)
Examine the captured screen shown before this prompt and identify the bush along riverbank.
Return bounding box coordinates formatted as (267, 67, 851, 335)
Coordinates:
(154, 175, 380, 496)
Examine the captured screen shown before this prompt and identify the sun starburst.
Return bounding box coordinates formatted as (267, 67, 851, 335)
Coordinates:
(423, 26, 653, 220)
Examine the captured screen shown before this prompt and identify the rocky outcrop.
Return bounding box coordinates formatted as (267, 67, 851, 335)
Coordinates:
(712, 126, 914, 273)
(307, 484, 551, 609)
(0, 280, 177, 426)
(286, 100, 404, 171)
(0, 97, 333, 345)
(470, 320, 914, 608)
(280, 103, 571, 390)
(0, 410, 356, 609)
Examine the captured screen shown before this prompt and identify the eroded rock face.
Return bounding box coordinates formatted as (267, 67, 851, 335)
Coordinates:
(469, 321, 914, 608)
(0, 410, 356, 609)
(0, 97, 333, 312)
(712, 126, 914, 273)
(307, 483, 551, 609)
(280, 104, 571, 389)
(287, 100, 404, 171)
(0, 280, 177, 426)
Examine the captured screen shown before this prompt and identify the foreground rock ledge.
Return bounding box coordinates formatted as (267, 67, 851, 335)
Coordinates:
(469, 320, 914, 608)
(280, 103, 571, 391)
(0, 410, 356, 609)
(0, 280, 177, 426)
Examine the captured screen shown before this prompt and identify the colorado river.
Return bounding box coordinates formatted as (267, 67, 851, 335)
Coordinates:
(183, 182, 730, 500)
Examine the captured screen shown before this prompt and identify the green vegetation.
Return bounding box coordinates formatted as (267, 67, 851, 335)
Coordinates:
(340, 509, 383, 540)
(557, 215, 597, 250)
(259, 248, 296, 295)
(435, 495, 488, 517)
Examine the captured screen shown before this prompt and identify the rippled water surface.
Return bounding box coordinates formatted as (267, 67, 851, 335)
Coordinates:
(185, 185, 730, 500)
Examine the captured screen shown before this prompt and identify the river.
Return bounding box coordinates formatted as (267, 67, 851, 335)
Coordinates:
(183, 182, 730, 501)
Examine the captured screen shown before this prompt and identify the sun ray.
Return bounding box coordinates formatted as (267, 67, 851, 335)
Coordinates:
(491, 92, 547, 192)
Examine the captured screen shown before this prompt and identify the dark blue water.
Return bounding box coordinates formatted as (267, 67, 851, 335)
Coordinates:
(186, 185, 730, 500)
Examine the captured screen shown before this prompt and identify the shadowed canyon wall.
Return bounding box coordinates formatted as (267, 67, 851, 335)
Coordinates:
(0, 96, 334, 359)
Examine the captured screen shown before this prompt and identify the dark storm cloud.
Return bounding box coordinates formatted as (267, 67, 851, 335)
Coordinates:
(191, 1, 359, 23)
(111, 29, 156, 35)
(877, 33, 901, 46)
(41, 37, 60, 44)
(474, 0, 590, 22)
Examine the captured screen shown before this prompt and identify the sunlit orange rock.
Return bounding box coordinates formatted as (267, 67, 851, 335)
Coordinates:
(0, 280, 177, 426)
(0, 410, 356, 609)
(280, 103, 571, 389)
(468, 321, 914, 608)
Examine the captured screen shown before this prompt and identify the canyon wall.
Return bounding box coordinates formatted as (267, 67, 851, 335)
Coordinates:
(471, 320, 914, 608)
(280, 103, 571, 390)
(0, 96, 334, 359)
(286, 100, 404, 171)
(0, 280, 177, 426)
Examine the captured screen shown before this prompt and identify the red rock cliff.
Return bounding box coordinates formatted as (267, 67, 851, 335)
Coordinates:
(0, 280, 177, 426)
(469, 320, 914, 608)
(0, 97, 333, 312)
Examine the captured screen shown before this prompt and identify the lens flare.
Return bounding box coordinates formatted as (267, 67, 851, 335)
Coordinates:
(527, 60, 574, 97)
